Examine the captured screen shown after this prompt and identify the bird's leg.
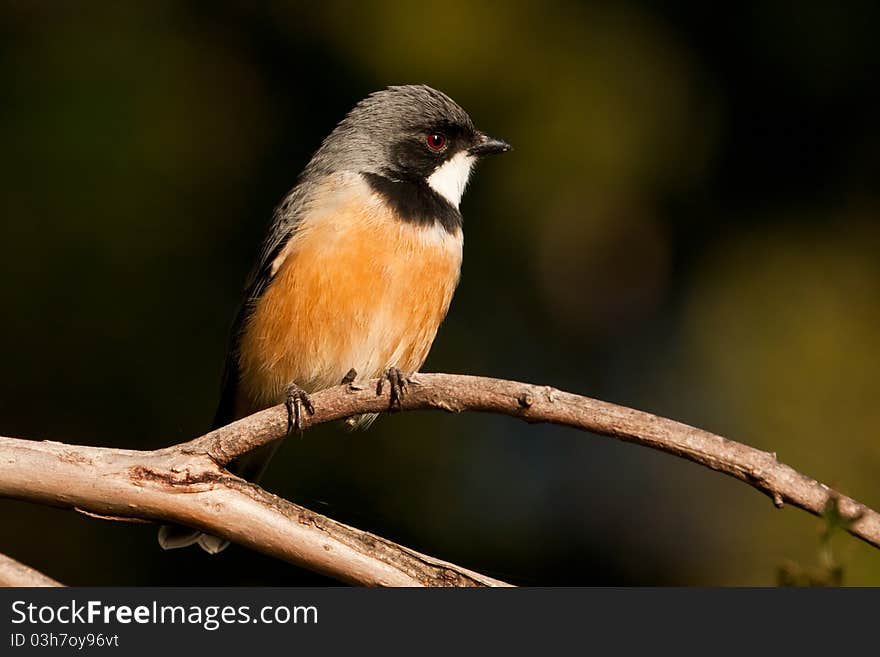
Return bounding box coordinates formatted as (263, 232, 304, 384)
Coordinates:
(376, 367, 408, 410)
(284, 383, 315, 434)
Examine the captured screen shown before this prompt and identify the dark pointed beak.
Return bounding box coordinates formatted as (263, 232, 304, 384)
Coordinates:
(468, 132, 512, 157)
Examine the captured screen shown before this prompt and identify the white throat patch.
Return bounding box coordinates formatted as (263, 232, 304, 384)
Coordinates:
(426, 151, 475, 208)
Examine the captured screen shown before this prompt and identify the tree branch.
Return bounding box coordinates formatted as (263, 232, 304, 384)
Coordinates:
(0, 552, 64, 587)
(1, 373, 877, 588)
(180, 373, 880, 550)
(0, 432, 507, 586)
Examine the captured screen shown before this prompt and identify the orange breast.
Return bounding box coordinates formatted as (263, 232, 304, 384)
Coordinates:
(235, 174, 463, 413)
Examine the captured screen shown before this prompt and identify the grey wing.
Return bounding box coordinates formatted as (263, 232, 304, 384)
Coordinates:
(210, 185, 309, 430)
(159, 166, 325, 552)
(157, 236, 286, 554)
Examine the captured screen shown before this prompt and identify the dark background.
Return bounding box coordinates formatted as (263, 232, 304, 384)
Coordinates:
(1, 1, 878, 585)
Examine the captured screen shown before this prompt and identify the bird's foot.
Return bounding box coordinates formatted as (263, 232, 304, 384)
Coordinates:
(284, 383, 315, 433)
(340, 368, 358, 385)
(376, 367, 408, 410)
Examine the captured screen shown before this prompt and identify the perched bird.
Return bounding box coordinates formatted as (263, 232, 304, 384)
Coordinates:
(158, 84, 510, 553)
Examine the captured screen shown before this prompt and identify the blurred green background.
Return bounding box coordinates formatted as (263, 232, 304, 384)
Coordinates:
(1, 1, 878, 586)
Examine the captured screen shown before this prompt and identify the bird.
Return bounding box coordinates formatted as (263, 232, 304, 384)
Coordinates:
(158, 84, 510, 553)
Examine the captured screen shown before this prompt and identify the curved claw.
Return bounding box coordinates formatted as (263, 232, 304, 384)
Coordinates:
(376, 367, 408, 410)
(284, 384, 315, 433)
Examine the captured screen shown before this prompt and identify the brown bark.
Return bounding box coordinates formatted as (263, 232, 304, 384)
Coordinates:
(0, 553, 64, 587)
(1, 373, 877, 587)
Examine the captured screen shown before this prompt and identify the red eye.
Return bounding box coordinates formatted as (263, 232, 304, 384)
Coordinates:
(426, 132, 447, 151)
